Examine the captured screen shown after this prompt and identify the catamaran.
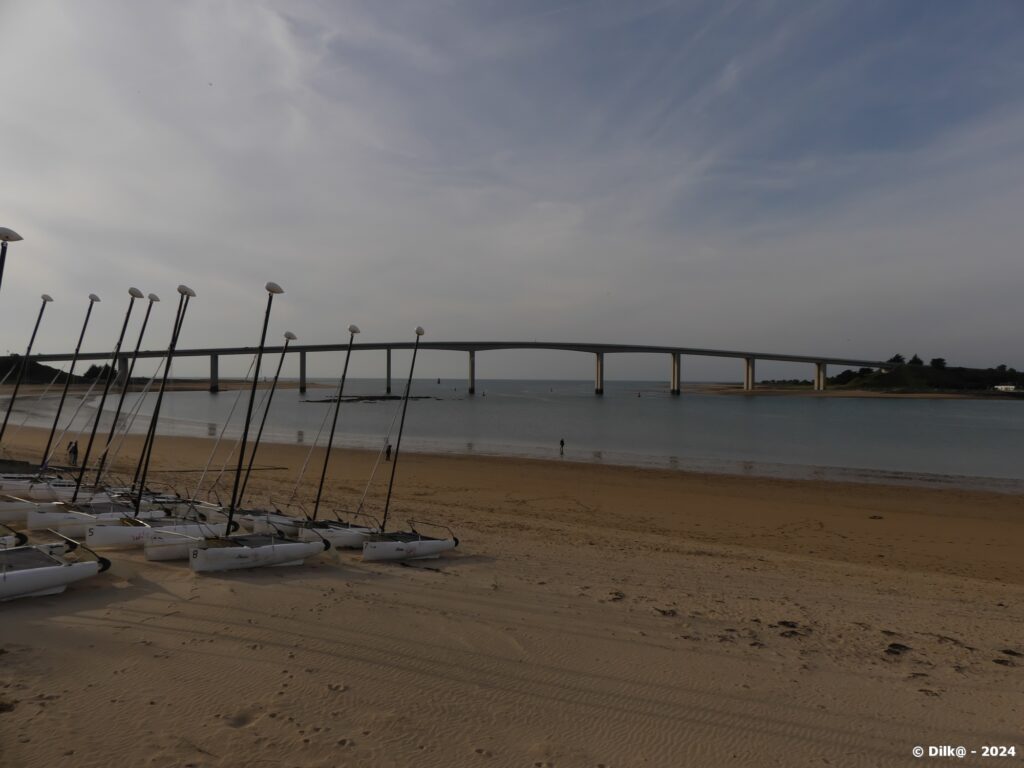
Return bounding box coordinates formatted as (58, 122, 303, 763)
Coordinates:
(142, 282, 329, 572)
(0, 534, 111, 601)
(245, 322, 381, 549)
(362, 327, 459, 562)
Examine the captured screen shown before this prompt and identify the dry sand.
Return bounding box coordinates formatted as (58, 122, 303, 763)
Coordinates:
(1, 427, 1021, 767)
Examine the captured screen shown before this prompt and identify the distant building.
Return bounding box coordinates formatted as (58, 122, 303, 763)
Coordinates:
(994, 384, 1017, 392)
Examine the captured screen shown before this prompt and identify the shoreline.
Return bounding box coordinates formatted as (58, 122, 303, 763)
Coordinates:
(2, 428, 1024, 581)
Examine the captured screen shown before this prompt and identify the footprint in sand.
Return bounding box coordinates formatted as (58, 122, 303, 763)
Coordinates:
(223, 708, 262, 728)
(885, 643, 912, 656)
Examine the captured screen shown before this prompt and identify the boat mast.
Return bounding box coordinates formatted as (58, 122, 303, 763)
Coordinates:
(312, 324, 360, 521)
(380, 326, 423, 534)
(237, 329, 297, 507)
(0, 294, 53, 445)
(40, 293, 101, 470)
(71, 288, 143, 503)
(94, 292, 159, 486)
(0, 228, 24, 298)
(131, 293, 187, 493)
(224, 282, 283, 534)
(133, 285, 195, 515)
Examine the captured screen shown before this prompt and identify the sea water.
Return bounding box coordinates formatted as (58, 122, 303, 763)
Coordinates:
(16, 379, 1024, 492)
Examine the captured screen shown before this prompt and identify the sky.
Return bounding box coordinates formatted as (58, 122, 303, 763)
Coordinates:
(1, 0, 1023, 383)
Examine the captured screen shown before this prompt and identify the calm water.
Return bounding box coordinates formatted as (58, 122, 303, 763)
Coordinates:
(17, 379, 1024, 492)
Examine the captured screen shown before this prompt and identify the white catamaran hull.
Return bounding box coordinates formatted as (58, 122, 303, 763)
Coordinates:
(0, 559, 104, 601)
(0, 482, 114, 504)
(251, 515, 375, 549)
(87, 522, 228, 550)
(296, 524, 373, 549)
(143, 524, 230, 561)
(0, 497, 38, 524)
(189, 540, 327, 573)
(362, 536, 458, 562)
(26, 507, 167, 537)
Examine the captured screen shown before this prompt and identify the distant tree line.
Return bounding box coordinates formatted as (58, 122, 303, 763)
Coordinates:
(0, 355, 84, 385)
(828, 355, 1024, 392)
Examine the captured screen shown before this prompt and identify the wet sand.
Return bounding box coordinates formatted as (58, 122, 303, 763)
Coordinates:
(1, 427, 1021, 767)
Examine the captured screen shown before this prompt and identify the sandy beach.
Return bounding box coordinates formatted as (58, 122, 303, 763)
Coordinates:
(1, 426, 1021, 767)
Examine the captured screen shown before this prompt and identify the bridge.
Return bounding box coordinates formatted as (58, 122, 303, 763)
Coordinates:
(28, 342, 891, 395)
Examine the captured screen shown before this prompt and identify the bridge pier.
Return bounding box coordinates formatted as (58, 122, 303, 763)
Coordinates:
(209, 354, 219, 393)
(814, 362, 827, 391)
(743, 357, 756, 391)
(468, 351, 476, 395)
(595, 352, 604, 395)
(299, 351, 307, 394)
(670, 352, 681, 395)
(386, 349, 391, 394)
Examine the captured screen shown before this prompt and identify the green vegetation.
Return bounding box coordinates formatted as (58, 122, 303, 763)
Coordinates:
(0, 355, 83, 385)
(829, 356, 1024, 393)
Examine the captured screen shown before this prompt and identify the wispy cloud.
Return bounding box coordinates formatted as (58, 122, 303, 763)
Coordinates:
(0, 0, 1021, 379)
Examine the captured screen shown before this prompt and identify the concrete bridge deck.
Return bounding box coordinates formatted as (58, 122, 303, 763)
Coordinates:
(27, 341, 891, 395)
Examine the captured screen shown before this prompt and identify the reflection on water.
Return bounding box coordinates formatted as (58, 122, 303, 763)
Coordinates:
(207, 422, 216, 437)
(297, 430, 304, 444)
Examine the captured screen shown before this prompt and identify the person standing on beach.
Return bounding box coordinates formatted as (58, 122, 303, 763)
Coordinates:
(385, 443, 392, 461)
(559, 438, 565, 456)
(69, 441, 79, 466)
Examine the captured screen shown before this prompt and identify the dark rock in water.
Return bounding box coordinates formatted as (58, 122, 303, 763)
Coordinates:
(654, 607, 677, 617)
(608, 591, 625, 602)
(306, 394, 439, 404)
(0, 699, 15, 714)
(886, 643, 912, 655)
(992, 659, 1014, 667)
(869, 515, 883, 520)
(780, 630, 802, 638)
(778, 620, 800, 628)
(1001, 649, 1022, 657)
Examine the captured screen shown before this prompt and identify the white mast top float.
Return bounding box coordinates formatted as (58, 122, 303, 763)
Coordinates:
(88, 293, 100, 302)
(41, 294, 53, 302)
(0, 228, 23, 242)
(177, 285, 196, 297)
(415, 326, 425, 336)
(266, 282, 284, 294)
(128, 287, 144, 299)
(284, 331, 297, 341)
(348, 324, 360, 335)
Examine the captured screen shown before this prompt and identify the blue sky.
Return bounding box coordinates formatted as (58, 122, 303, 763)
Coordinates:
(1, 0, 1022, 381)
